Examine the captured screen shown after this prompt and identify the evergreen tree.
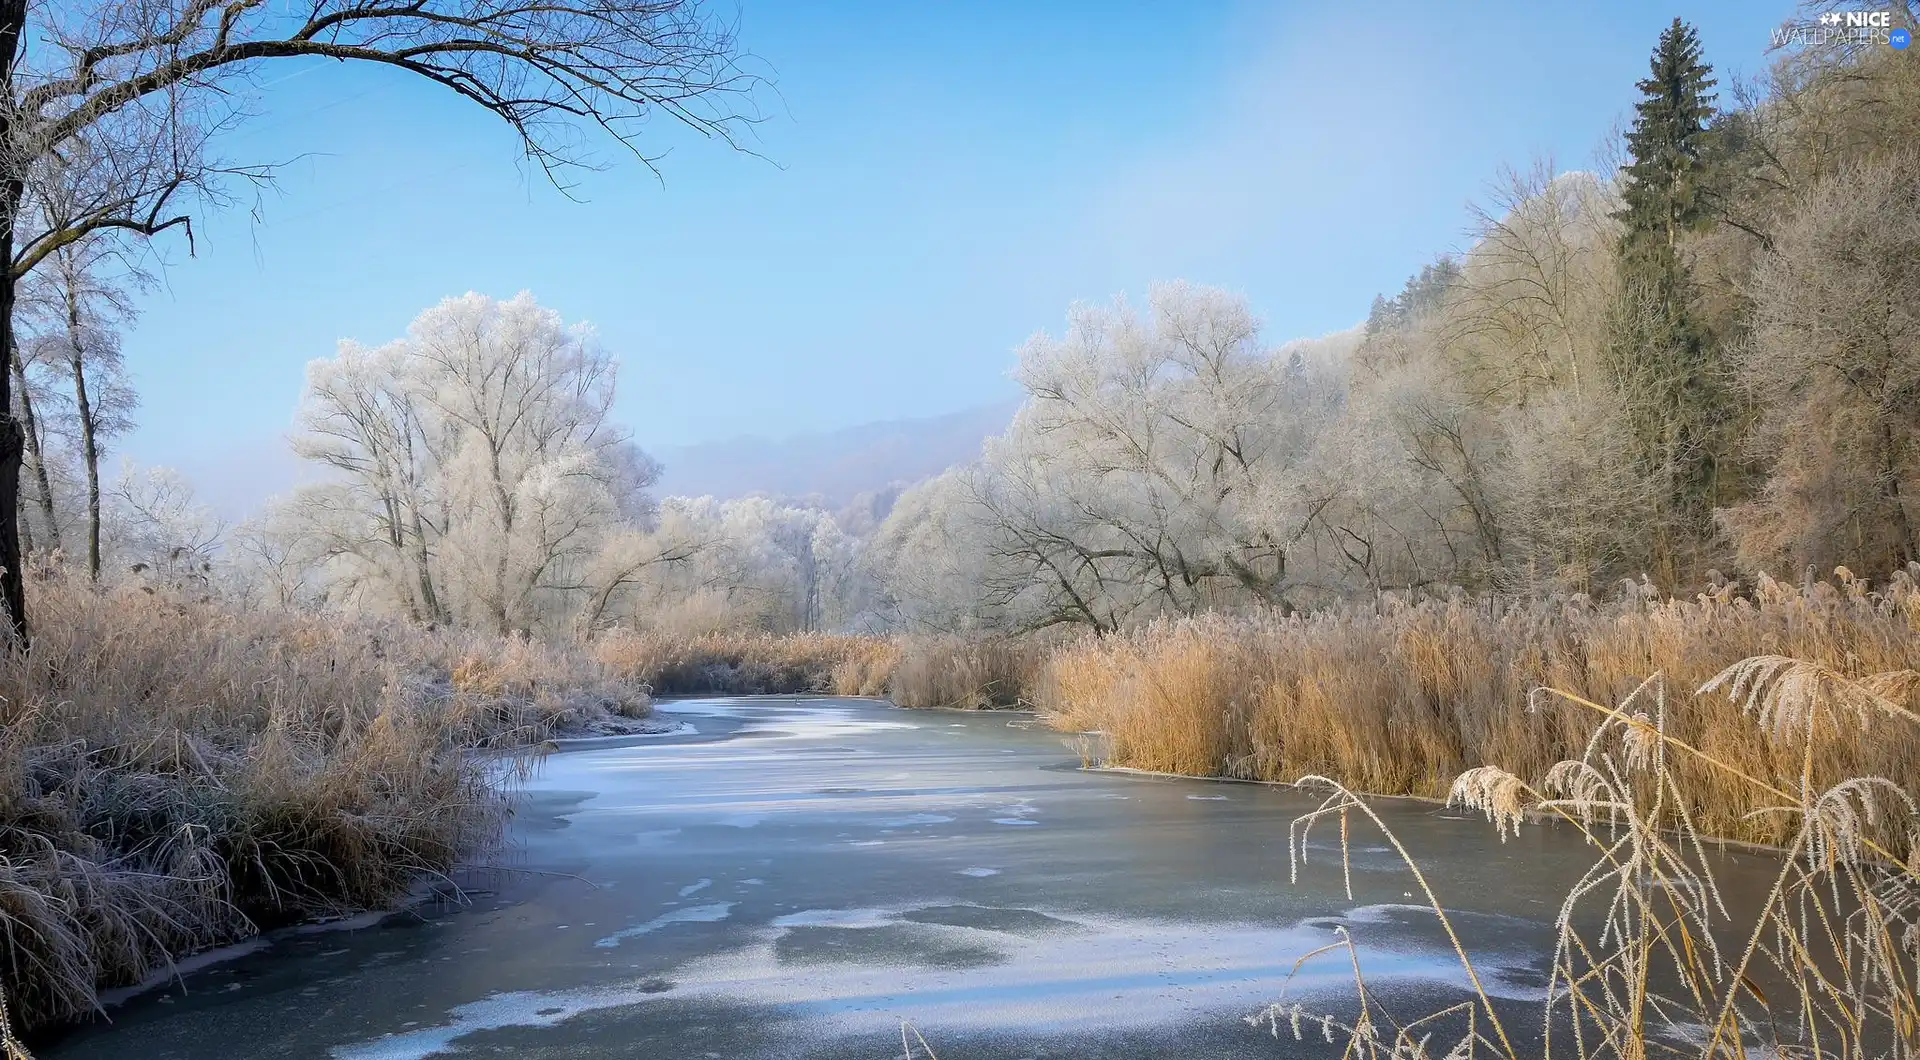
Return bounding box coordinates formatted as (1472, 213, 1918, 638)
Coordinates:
(1607, 18, 1734, 588)
(1363, 257, 1461, 337)
(1617, 18, 1718, 265)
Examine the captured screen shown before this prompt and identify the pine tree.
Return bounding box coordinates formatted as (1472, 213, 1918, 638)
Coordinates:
(1363, 257, 1460, 337)
(1608, 18, 1733, 588)
(1617, 18, 1718, 266)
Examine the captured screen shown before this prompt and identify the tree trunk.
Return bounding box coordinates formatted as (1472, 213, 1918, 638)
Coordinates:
(63, 286, 101, 581)
(0, 316, 25, 646)
(11, 345, 59, 556)
(408, 503, 443, 625)
(399, 419, 445, 625)
(487, 444, 514, 635)
(379, 490, 423, 623)
(1880, 419, 1916, 568)
(0, 0, 27, 647)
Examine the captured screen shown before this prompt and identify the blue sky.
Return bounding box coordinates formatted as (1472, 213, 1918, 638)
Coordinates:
(117, 0, 1792, 514)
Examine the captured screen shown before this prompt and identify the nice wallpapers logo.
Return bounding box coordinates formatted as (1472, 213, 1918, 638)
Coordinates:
(1772, 9, 1912, 49)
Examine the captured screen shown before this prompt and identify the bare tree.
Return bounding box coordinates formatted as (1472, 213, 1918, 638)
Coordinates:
(19, 232, 140, 581)
(290, 337, 447, 623)
(1450, 163, 1617, 404)
(948, 284, 1353, 632)
(1723, 152, 1920, 574)
(8, 336, 59, 554)
(0, 0, 763, 644)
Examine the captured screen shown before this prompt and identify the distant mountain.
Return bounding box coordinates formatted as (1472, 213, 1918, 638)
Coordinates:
(651, 399, 1019, 508)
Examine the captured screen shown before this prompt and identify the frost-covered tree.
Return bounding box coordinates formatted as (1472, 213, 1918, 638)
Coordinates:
(10, 331, 66, 556)
(18, 232, 142, 581)
(599, 495, 871, 635)
(0, 0, 762, 644)
(867, 468, 1005, 633)
(284, 338, 446, 622)
(871, 284, 1359, 633)
(1347, 167, 1646, 593)
(412, 293, 653, 632)
(104, 462, 222, 587)
(1722, 152, 1920, 574)
(274, 292, 663, 634)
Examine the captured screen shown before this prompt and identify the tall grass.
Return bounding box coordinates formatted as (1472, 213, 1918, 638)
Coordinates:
(882, 637, 1042, 710)
(1257, 656, 1920, 1060)
(1039, 568, 1920, 849)
(0, 570, 646, 1030)
(591, 630, 1040, 708)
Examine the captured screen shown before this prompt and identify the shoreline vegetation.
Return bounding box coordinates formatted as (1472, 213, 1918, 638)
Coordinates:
(1037, 567, 1920, 853)
(6, 566, 1917, 1037)
(588, 566, 1920, 857)
(0, 569, 654, 1033)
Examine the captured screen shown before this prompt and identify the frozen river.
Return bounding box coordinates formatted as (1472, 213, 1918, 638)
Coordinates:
(46, 696, 1624, 1059)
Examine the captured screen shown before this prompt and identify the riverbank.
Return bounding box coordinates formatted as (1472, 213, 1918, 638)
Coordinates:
(591, 629, 1043, 708)
(40, 695, 1587, 1060)
(0, 574, 654, 1032)
(16, 568, 1915, 1037)
(593, 572, 1920, 855)
(35, 683, 1920, 1060)
(1036, 569, 1920, 850)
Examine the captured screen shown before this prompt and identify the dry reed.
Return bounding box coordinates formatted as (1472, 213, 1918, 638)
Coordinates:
(0, 569, 645, 1031)
(1039, 568, 1920, 850)
(590, 630, 1040, 708)
(1255, 652, 1920, 1060)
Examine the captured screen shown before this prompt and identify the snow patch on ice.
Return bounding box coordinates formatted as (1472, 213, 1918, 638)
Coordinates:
(341, 899, 1545, 1058)
(592, 903, 734, 949)
(769, 908, 896, 929)
(331, 981, 675, 1060)
(882, 813, 954, 827)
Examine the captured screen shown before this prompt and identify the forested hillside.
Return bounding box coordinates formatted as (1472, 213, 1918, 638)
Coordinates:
(858, 20, 1920, 634)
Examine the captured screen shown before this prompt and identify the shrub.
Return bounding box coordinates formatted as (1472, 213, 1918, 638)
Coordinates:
(0, 571, 642, 1029)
